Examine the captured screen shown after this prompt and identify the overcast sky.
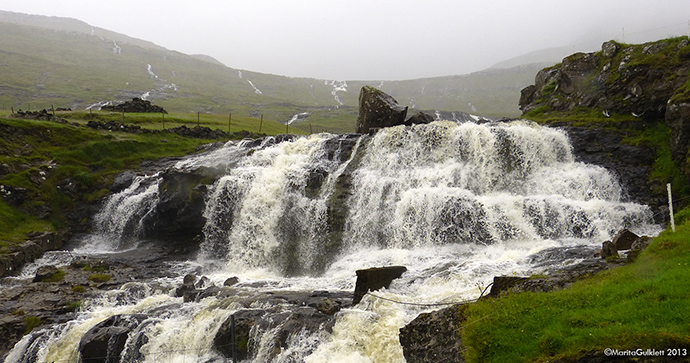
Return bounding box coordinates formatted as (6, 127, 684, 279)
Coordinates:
(1, 0, 688, 80)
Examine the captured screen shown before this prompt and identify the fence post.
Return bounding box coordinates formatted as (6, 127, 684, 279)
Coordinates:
(668, 183, 676, 232)
(11, 107, 14, 115)
(51, 105, 55, 116)
(309, 124, 313, 134)
(228, 113, 232, 133)
(259, 114, 263, 133)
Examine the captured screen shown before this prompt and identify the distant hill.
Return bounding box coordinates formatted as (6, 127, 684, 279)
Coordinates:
(0, 10, 548, 133)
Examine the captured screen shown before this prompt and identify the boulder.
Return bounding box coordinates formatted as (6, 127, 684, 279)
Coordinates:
(399, 304, 465, 363)
(404, 112, 435, 126)
(101, 97, 167, 113)
(612, 229, 639, 250)
(483, 276, 529, 299)
(78, 314, 148, 363)
(353, 266, 407, 304)
(601, 241, 618, 259)
(356, 86, 408, 134)
(32, 265, 59, 283)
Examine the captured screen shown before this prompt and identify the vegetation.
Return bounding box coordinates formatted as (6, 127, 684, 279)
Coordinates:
(23, 316, 42, 335)
(0, 112, 300, 250)
(87, 274, 111, 283)
(462, 213, 690, 362)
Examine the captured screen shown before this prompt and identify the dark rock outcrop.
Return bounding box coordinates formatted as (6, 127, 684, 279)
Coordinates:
(519, 38, 690, 184)
(0, 231, 69, 278)
(101, 97, 168, 113)
(356, 86, 408, 134)
(405, 111, 435, 126)
(78, 314, 148, 363)
(612, 229, 639, 250)
(353, 266, 407, 304)
(399, 304, 465, 363)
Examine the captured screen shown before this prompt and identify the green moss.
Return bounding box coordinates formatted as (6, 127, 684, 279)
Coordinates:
(23, 316, 42, 335)
(42, 269, 66, 282)
(88, 273, 110, 283)
(71, 285, 86, 293)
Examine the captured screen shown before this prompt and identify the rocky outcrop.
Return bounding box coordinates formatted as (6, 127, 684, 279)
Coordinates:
(0, 231, 69, 278)
(78, 314, 149, 363)
(519, 37, 690, 183)
(399, 304, 465, 363)
(356, 86, 408, 134)
(353, 266, 407, 304)
(100, 97, 168, 113)
(212, 290, 352, 361)
(519, 39, 690, 121)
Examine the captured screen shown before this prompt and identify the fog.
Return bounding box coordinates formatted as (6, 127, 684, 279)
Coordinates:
(1, 0, 688, 80)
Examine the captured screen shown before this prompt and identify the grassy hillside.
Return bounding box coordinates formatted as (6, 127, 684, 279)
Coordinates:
(0, 112, 300, 251)
(0, 11, 543, 134)
(462, 217, 690, 362)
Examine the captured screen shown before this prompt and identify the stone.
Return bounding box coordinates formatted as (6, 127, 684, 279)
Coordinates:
(602, 41, 619, 58)
(100, 97, 167, 113)
(404, 112, 435, 126)
(484, 276, 529, 298)
(353, 266, 407, 304)
(78, 314, 147, 363)
(601, 241, 617, 259)
(33, 265, 59, 282)
(612, 229, 639, 250)
(399, 304, 465, 363)
(111, 171, 136, 193)
(315, 298, 341, 315)
(356, 86, 408, 134)
(223, 277, 239, 286)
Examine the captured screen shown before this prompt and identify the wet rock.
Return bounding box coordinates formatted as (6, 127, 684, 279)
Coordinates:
(356, 86, 408, 134)
(224, 277, 239, 286)
(399, 304, 465, 363)
(111, 170, 136, 193)
(353, 266, 407, 304)
(484, 276, 529, 298)
(78, 314, 148, 363)
(32, 265, 59, 283)
(404, 111, 435, 126)
(612, 229, 639, 250)
(314, 298, 341, 315)
(601, 241, 618, 259)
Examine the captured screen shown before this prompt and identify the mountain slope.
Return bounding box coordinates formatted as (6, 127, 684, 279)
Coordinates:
(0, 10, 545, 132)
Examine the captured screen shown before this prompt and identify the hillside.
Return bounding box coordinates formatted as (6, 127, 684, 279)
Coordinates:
(0, 10, 541, 133)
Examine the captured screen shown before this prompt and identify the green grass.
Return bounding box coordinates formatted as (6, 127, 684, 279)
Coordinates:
(88, 273, 111, 283)
(0, 115, 301, 249)
(462, 215, 690, 363)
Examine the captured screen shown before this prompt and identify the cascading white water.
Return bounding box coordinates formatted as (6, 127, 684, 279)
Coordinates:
(4, 121, 660, 363)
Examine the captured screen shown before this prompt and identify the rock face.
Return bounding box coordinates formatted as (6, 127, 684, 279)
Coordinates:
(356, 86, 408, 134)
(0, 231, 69, 278)
(353, 266, 407, 304)
(399, 304, 465, 363)
(101, 97, 168, 113)
(78, 314, 148, 363)
(519, 38, 690, 182)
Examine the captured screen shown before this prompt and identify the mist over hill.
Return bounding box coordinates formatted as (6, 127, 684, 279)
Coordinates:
(0, 10, 549, 132)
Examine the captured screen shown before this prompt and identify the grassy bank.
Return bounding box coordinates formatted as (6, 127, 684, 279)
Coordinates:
(462, 215, 690, 362)
(0, 113, 301, 251)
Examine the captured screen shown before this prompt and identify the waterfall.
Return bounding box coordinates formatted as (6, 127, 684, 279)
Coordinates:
(4, 120, 659, 363)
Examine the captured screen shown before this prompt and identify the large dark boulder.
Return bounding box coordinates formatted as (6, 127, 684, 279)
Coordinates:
(356, 86, 408, 134)
(101, 97, 167, 113)
(78, 314, 148, 363)
(399, 304, 466, 363)
(353, 266, 407, 304)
